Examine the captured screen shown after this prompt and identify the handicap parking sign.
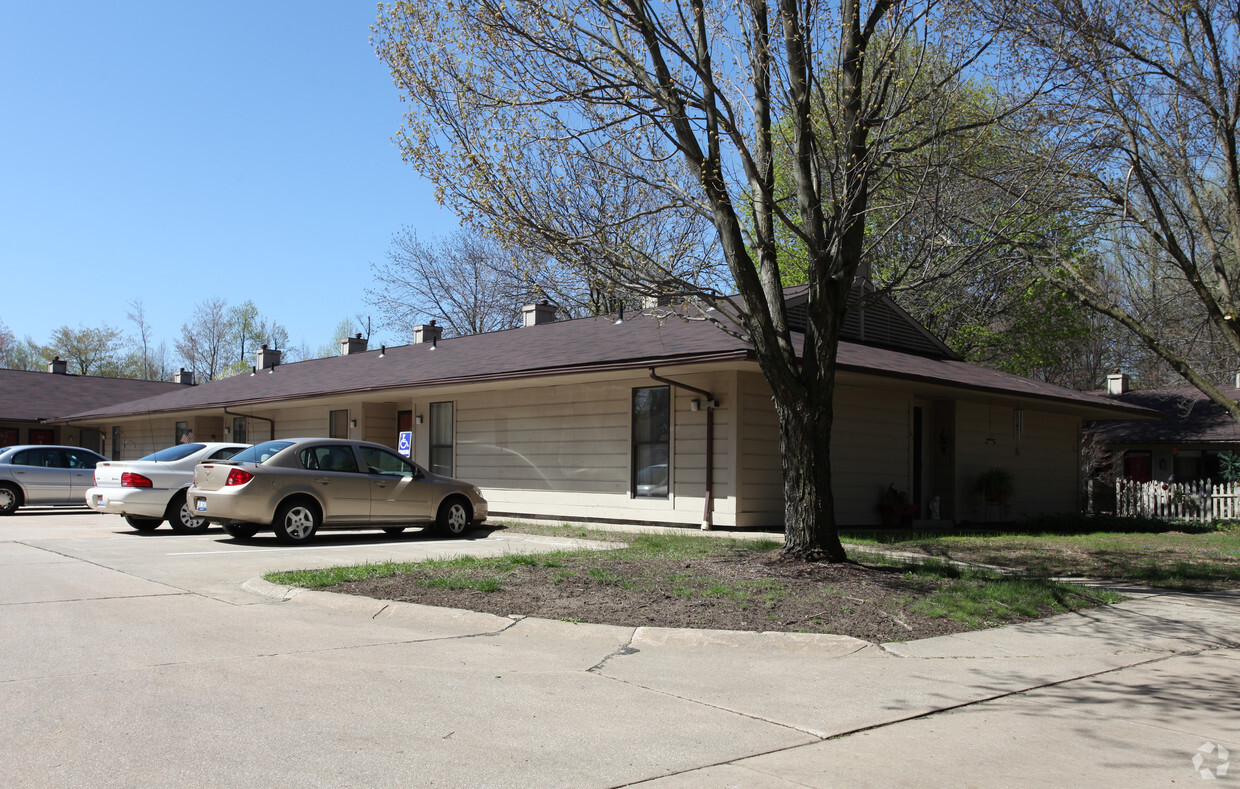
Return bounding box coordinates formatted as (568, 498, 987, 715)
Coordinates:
(397, 431, 412, 457)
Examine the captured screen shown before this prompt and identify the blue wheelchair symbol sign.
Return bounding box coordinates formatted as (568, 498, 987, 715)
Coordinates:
(397, 431, 412, 457)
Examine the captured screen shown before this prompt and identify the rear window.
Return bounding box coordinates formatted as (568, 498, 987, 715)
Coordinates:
(140, 444, 207, 462)
(228, 441, 294, 464)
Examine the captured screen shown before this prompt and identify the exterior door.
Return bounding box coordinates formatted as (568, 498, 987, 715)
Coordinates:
(1124, 451, 1153, 482)
(361, 445, 435, 523)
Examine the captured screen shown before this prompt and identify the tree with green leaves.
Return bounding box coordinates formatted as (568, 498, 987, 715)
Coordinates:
(986, 0, 1240, 411)
(374, 0, 1048, 560)
(42, 325, 126, 376)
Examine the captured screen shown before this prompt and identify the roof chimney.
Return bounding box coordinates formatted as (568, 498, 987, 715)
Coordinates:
(522, 301, 556, 327)
(413, 321, 442, 345)
(257, 344, 282, 370)
(1106, 371, 1130, 395)
(340, 333, 368, 355)
(174, 368, 194, 385)
(47, 356, 68, 375)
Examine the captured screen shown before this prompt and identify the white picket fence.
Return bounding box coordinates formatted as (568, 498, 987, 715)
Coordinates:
(1114, 478, 1240, 522)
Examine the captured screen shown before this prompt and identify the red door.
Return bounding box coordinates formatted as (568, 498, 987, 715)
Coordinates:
(1124, 451, 1153, 482)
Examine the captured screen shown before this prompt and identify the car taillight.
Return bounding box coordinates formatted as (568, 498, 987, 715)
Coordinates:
(225, 468, 253, 486)
(121, 472, 153, 488)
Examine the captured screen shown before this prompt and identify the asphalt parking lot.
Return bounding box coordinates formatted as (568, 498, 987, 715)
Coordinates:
(3, 508, 1238, 787)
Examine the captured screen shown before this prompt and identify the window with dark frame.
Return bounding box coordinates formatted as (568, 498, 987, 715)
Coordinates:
(232, 417, 247, 443)
(632, 386, 670, 498)
(329, 409, 349, 438)
(429, 401, 454, 477)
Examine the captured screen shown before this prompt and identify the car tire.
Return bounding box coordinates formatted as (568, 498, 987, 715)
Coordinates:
(166, 490, 209, 534)
(434, 497, 471, 538)
(382, 527, 406, 535)
(0, 483, 20, 516)
(124, 515, 162, 532)
(273, 500, 320, 544)
(222, 523, 259, 540)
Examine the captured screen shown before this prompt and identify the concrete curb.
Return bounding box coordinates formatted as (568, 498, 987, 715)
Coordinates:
(241, 576, 882, 651)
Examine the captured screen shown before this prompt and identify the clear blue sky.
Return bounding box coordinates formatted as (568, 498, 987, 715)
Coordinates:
(0, 1, 454, 360)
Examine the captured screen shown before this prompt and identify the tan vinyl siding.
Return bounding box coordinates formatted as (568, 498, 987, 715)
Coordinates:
(955, 403, 1081, 521)
(737, 371, 783, 528)
(451, 372, 736, 526)
(268, 404, 336, 439)
(362, 402, 399, 448)
(112, 419, 175, 460)
(832, 385, 912, 524)
(736, 375, 913, 526)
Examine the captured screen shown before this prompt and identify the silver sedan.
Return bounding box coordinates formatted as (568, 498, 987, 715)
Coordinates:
(0, 445, 108, 515)
(187, 438, 488, 544)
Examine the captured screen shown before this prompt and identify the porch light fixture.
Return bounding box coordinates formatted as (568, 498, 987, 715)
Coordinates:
(415, 415, 423, 424)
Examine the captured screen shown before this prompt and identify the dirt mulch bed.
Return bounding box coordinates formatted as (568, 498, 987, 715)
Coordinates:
(334, 552, 1055, 643)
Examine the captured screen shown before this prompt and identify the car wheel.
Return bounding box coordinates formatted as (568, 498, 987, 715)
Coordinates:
(434, 497, 471, 538)
(222, 523, 259, 540)
(166, 491, 209, 534)
(273, 500, 320, 544)
(0, 484, 20, 516)
(124, 515, 162, 532)
(382, 527, 406, 535)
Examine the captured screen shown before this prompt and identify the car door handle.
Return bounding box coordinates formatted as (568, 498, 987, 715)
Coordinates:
(315, 478, 332, 486)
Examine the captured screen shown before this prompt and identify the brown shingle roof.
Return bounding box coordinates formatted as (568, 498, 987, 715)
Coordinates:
(1091, 385, 1240, 445)
(58, 311, 1156, 421)
(0, 369, 185, 422)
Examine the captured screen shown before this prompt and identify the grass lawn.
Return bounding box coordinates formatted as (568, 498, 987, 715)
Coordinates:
(266, 525, 1124, 640)
(842, 516, 1240, 591)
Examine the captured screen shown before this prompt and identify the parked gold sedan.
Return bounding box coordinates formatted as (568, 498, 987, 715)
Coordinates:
(187, 438, 487, 544)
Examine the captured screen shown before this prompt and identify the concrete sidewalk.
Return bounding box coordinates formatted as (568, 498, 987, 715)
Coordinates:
(2, 512, 1237, 787)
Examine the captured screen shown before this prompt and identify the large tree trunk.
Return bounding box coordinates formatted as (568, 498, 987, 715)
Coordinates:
(774, 389, 848, 562)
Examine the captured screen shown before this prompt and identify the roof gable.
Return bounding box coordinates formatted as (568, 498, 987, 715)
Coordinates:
(783, 283, 958, 359)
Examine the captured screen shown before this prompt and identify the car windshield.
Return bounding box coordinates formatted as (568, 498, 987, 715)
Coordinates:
(228, 441, 294, 464)
(139, 444, 207, 462)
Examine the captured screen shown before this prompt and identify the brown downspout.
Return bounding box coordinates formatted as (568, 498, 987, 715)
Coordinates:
(224, 407, 275, 442)
(648, 368, 716, 530)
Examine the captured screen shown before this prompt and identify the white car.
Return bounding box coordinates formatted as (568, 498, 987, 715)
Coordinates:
(86, 442, 249, 532)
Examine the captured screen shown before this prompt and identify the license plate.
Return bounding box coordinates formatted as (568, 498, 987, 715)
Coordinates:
(195, 498, 207, 512)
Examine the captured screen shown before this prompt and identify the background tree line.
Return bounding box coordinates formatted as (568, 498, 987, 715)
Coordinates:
(0, 299, 364, 383)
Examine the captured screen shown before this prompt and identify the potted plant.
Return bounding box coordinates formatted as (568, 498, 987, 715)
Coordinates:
(975, 467, 1015, 504)
(878, 483, 916, 527)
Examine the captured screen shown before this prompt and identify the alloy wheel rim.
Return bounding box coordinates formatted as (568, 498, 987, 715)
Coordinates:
(287, 507, 314, 539)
